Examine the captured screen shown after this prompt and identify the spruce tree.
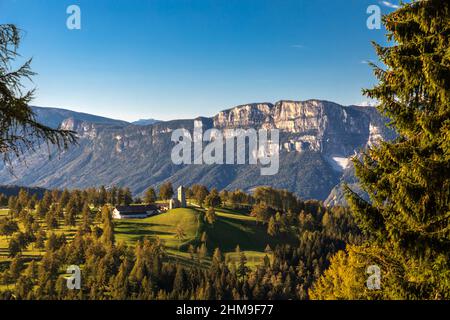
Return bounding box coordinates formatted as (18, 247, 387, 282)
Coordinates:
(313, 0, 450, 299)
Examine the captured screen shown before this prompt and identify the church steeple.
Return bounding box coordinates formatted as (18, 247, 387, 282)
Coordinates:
(177, 186, 186, 208)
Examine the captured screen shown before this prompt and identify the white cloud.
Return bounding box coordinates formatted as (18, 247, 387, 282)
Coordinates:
(379, 1, 400, 9)
(291, 44, 304, 49)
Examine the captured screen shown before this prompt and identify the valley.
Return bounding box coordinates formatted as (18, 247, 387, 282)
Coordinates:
(0, 100, 396, 204)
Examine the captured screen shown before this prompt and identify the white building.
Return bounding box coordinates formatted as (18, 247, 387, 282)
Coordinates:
(112, 204, 161, 219)
(169, 186, 187, 209)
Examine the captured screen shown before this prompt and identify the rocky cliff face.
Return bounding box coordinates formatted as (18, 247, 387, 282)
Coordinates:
(214, 100, 393, 168)
(0, 100, 395, 202)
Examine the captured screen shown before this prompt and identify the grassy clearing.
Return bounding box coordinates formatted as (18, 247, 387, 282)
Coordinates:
(204, 208, 296, 253)
(215, 208, 256, 222)
(225, 251, 272, 269)
(114, 208, 202, 251)
(114, 206, 295, 269)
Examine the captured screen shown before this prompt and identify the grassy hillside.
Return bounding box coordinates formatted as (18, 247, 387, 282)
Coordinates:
(0, 205, 295, 271)
(114, 206, 295, 268)
(206, 208, 295, 252)
(204, 208, 296, 267)
(115, 208, 202, 249)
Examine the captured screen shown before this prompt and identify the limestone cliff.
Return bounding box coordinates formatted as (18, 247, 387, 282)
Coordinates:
(0, 101, 395, 202)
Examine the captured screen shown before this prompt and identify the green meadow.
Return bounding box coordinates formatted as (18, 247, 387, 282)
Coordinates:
(114, 206, 294, 268)
(115, 208, 202, 250)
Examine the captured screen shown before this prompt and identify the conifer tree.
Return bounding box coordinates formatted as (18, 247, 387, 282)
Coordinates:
(64, 201, 77, 227)
(267, 216, 278, 236)
(198, 243, 208, 261)
(8, 235, 22, 257)
(8, 256, 23, 281)
(59, 189, 70, 208)
(144, 187, 157, 204)
(205, 188, 221, 208)
(101, 206, 115, 246)
(79, 203, 92, 234)
(313, 0, 450, 299)
(173, 265, 187, 294)
(159, 182, 174, 200)
(175, 224, 186, 242)
(0, 30, 76, 165)
(205, 207, 217, 225)
(201, 231, 208, 244)
(212, 248, 223, 265)
(98, 186, 107, 206)
(45, 208, 58, 230)
(122, 188, 133, 206)
(237, 252, 249, 281)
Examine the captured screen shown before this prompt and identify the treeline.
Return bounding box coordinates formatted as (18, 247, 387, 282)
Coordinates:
(0, 186, 48, 200)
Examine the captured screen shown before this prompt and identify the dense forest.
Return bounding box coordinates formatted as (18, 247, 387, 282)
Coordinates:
(0, 185, 363, 300)
(0, 185, 362, 299)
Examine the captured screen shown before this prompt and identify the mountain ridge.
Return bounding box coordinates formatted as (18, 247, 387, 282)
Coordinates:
(0, 100, 395, 203)
(31, 106, 130, 128)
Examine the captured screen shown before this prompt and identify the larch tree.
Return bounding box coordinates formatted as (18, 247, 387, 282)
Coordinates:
(205, 207, 217, 225)
(267, 216, 278, 237)
(101, 205, 115, 246)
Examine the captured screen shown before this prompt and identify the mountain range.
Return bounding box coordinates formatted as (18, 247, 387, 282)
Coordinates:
(0, 100, 396, 204)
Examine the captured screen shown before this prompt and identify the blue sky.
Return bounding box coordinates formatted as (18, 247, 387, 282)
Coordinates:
(0, 0, 401, 121)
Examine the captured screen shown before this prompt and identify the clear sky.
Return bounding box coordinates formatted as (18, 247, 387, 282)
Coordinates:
(0, 0, 401, 121)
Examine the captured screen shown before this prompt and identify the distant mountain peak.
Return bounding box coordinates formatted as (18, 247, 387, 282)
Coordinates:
(31, 106, 129, 129)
